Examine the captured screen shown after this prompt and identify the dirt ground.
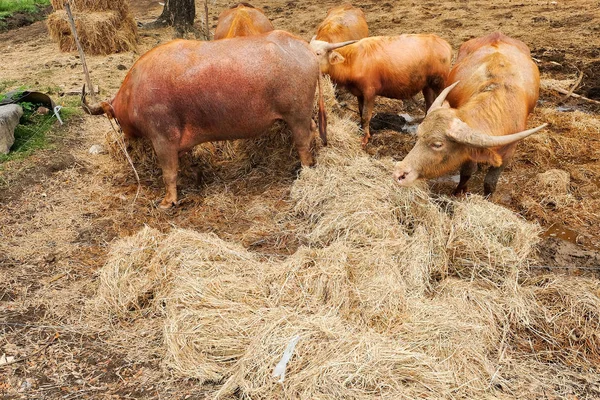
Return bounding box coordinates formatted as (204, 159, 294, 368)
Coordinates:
(1, 0, 599, 398)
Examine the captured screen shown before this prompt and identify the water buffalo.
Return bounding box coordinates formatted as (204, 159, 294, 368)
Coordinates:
(83, 30, 328, 208)
(214, 3, 273, 39)
(315, 4, 369, 43)
(393, 32, 547, 195)
(310, 34, 452, 147)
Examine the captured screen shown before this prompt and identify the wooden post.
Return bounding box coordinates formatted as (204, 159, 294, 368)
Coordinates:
(64, 1, 96, 102)
(204, 0, 210, 40)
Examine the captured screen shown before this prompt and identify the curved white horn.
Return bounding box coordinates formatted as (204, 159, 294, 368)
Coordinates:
(450, 123, 548, 148)
(427, 81, 460, 114)
(324, 40, 358, 51)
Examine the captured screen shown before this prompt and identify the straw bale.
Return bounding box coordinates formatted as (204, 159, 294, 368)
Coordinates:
(50, 0, 128, 13)
(47, 10, 137, 55)
(447, 196, 541, 283)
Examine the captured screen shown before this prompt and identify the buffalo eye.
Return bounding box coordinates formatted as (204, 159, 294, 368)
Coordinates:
(430, 141, 444, 150)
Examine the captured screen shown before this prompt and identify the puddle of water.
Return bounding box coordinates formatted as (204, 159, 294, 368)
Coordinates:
(404, 123, 419, 135)
(542, 223, 580, 245)
(398, 113, 415, 123)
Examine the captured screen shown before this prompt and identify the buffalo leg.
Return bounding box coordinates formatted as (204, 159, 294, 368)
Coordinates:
(357, 95, 364, 119)
(453, 161, 478, 195)
(153, 139, 180, 209)
(483, 164, 506, 196)
(360, 95, 375, 148)
(289, 119, 314, 167)
(423, 87, 436, 113)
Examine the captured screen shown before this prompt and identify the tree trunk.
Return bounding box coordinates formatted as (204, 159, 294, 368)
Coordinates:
(147, 0, 195, 36)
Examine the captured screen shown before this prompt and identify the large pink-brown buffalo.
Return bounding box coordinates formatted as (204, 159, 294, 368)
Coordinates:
(83, 30, 328, 208)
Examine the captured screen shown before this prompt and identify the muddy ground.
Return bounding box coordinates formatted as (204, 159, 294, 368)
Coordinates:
(1, 0, 599, 398)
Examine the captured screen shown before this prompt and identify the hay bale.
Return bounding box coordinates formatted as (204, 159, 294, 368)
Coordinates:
(51, 0, 128, 13)
(47, 10, 137, 55)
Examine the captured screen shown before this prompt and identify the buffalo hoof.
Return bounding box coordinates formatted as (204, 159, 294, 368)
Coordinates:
(452, 187, 468, 197)
(158, 199, 177, 209)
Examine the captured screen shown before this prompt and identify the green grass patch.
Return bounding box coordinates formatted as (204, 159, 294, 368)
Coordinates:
(0, 0, 49, 19)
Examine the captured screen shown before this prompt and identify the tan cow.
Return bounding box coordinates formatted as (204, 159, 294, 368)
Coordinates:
(393, 32, 547, 195)
(315, 4, 369, 43)
(310, 34, 452, 147)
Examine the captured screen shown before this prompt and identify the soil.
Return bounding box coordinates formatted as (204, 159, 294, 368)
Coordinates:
(0, 5, 52, 33)
(1, 0, 599, 398)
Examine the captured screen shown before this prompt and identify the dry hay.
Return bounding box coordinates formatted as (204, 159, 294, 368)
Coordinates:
(50, 0, 128, 13)
(92, 78, 600, 399)
(532, 168, 573, 208)
(446, 196, 541, 283)
(47, 10, 137, 55)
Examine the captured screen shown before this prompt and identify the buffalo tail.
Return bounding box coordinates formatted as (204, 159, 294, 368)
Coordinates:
(81, 84, 114, 118)
(317, 74, 328, 146)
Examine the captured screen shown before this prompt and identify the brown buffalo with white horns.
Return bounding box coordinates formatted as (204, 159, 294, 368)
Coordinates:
(310, 34, 452, 147)
(214, 3, 273, 39)
(315, 4, 369, 42)
(393, 32, 547, 196)
(82, 30, 330, 209)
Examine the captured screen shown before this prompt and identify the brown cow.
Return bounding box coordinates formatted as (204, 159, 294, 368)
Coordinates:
(310, 34, 452, 147)
(393, 32, 547, 196)
(82, 31, 329, 209)
(214, 3, 273, 40)
(315, 4, 368, 43)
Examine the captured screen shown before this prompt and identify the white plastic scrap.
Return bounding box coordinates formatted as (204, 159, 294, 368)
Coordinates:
(53, 105, 63, 125)
(272, 335, 300, 383)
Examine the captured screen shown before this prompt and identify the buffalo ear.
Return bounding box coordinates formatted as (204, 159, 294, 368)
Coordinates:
(470, 148, 503, 167)
(328, 51, 345, 65)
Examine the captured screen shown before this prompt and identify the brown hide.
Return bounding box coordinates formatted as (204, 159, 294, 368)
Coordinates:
(311, 34, 452, 146)
(394, 32, 542, 195)
(214, 3, 273, 40)
(315, 4, 369, 43)
(84, 30, 321, 208)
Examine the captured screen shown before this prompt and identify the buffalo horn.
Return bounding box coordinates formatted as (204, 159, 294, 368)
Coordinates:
(450, 123, 548, 148)
(324, 39, 358, 51)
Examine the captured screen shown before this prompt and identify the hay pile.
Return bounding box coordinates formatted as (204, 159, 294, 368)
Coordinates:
(47, 0, 137, 55)
(93, 79, 600, 398)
